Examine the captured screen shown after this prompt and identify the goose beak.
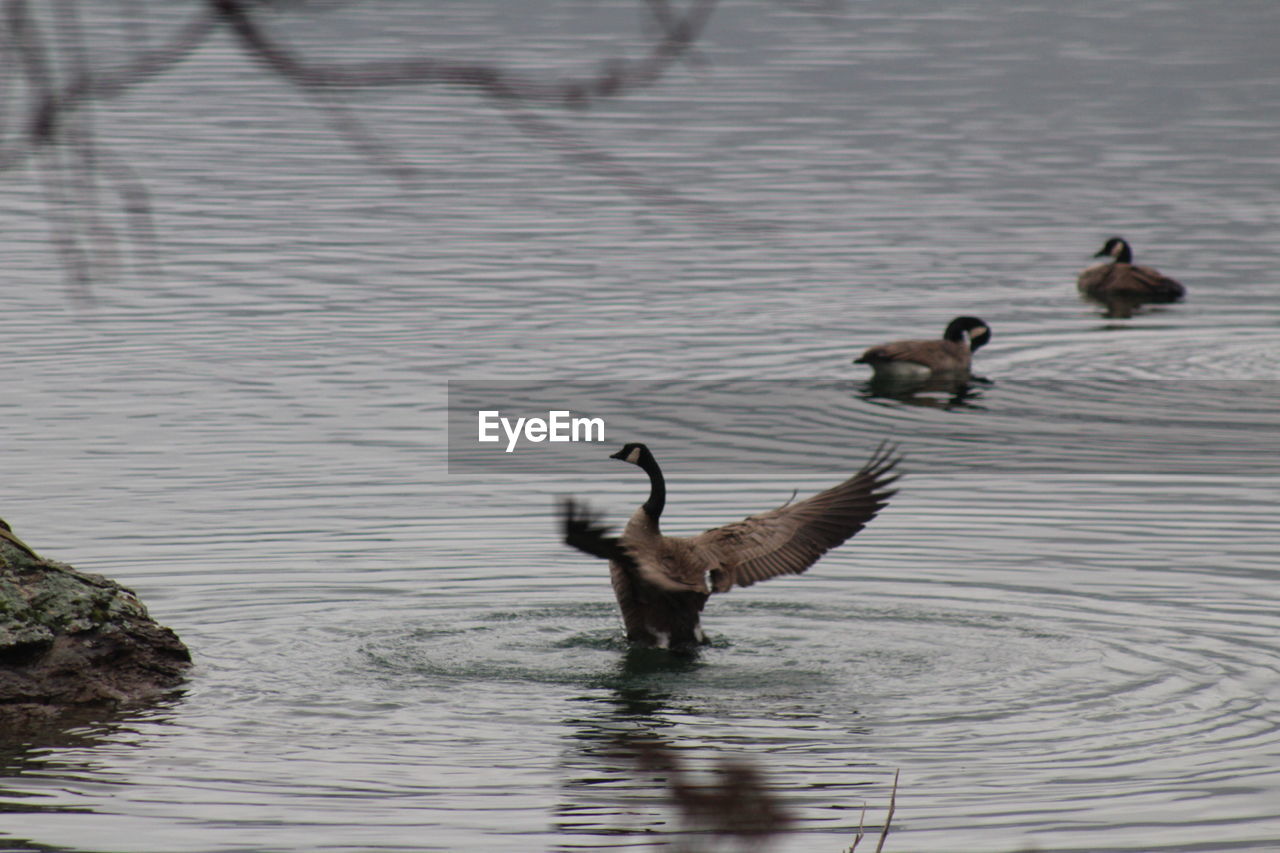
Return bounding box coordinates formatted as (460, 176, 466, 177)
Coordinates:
(609, 448, 628, 461)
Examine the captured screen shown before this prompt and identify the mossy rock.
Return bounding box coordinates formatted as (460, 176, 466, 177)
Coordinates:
(1, 520, 191, 720)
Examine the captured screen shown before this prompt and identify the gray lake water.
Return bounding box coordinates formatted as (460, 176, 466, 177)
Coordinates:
(2, 2, 1279, 851)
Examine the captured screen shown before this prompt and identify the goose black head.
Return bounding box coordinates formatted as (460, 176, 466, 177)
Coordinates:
(1095, 236, 1132, 264)
(943, 316, 992, 353)
(610, 442, 652, 467)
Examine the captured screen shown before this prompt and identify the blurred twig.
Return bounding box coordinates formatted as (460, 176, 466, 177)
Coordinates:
(208, 0, 718, 107)
(210, 0, 738, 212)
(1, 1, 214, 293)
(0, 0, 738, 289)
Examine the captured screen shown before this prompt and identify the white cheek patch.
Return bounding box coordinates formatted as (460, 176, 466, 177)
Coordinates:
(972, 326, 988, 339)
(626, 447, 642, 464)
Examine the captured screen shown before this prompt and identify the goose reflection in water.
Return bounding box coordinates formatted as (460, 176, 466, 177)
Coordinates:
(555, 674, 798, 850)
(857, 373, 990, 411)
(554, 673, 892, 851)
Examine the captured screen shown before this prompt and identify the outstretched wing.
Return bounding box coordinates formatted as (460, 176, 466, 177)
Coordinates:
(559, 498, 636, 569)
(691, 444, 901, 591)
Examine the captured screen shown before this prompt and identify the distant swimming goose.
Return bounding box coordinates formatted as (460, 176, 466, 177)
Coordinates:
(1077, 237, 1185, 302)
(561, 442, 900, 650)
(854, 316, 991, 380)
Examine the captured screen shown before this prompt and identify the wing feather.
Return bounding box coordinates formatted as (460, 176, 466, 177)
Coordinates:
(693, 444, 901, 591)
(561, 499, 708, 593)
(560, 498, 636, 570)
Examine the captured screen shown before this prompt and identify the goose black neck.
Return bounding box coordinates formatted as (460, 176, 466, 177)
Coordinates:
(1114, 243, 1133, 264)
(639, 454, 666, 521)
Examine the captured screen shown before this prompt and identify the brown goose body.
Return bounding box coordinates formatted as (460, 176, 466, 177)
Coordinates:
(562, 443, 900, 650)
(1078, 237, 1185, 302)
(855, 316, 991, 379)
(606, 508, 715, 648)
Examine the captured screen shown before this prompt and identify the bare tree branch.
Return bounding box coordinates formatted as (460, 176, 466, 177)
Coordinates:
(208, 0, 719, 107)
(2, 1, 747, 288)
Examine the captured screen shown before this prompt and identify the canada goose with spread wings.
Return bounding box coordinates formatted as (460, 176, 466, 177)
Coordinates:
(560, 442, 900, 650)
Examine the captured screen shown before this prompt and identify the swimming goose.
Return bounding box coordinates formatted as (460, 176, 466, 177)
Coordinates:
(1077, 237, 1185, 302)
(560, 442, 900, 650)
(854, 316, 991, 380)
